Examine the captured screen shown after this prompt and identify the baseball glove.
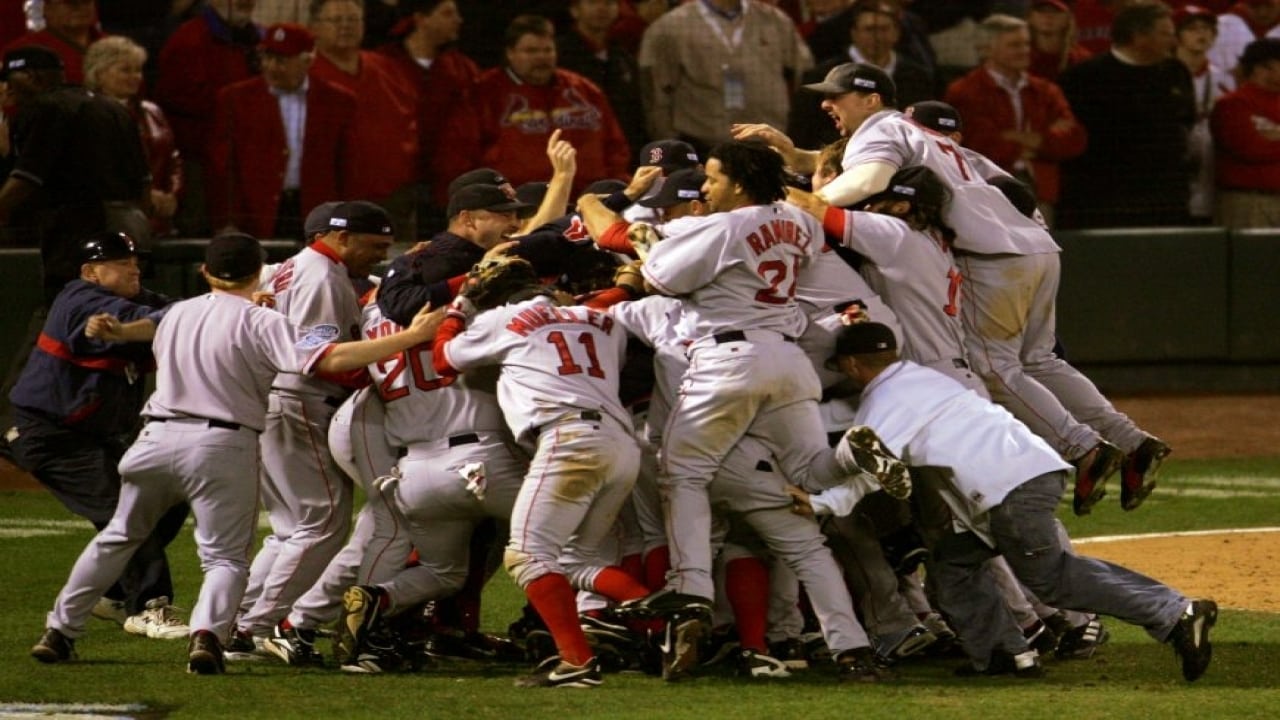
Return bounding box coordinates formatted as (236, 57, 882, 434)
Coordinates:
(461, 256, 543, 311)
(626, 222, 661, 260)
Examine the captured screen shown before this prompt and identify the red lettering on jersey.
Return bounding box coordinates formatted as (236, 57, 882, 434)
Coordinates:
(747, 220, 809, 257)
(271, 258, 296, 293)
(505, 304, 615, 337)
(747, 232, 765, 255)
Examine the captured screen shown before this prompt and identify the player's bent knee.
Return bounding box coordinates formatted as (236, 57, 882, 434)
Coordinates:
(504, 547, 556, 589)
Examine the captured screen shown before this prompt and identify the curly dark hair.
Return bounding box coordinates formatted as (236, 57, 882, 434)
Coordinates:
(708, 140, 788, 204)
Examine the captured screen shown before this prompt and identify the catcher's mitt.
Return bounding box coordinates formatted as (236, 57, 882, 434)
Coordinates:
(461, 256, 543, 311)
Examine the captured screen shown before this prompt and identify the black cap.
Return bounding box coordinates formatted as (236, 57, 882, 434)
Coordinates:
(0, 46, 64, 80)
(865, 165, 951, 212)
(303, 201, 342, 238)
(583, 178, 629, 196)
(516, 181, 549, 208)
(77, 231, 138, 265)
(639, 168, 707, 208)
(328, 201, 394, 235)
(638, 139, 700, 173)
(906, 100, 963, 134)
(802, 63, 896, 106)
(1241, 38, 1280, 75)
(987, 175, 1038, 218)
(833, 322, 898, 357)
(205, 232, 263, 281)
(447, 168, 512, 198)
(447, 184, 534, 219)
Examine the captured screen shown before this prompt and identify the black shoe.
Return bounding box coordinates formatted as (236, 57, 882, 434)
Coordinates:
(1055, 618, 1109, 660)
(956, 650, 1043, 678)
(874, 624, 937, 665)
(619, 589, 713, 619)
(700, 625, 741, 668)
(836, 647, 892, 683)
(767, 637, 808, 670)
(1168, 600, 1217, 681)
(223, 629, 263, 662)
(1023, 619, 1060, 656)
(263, 621, 325, 666)
(339, 585, 385, 664)
(31, 627, 75, 664)
(340, 631, 406, 674)
(1121, 437, 1171, 511)
(659, 614, 708, 682)
(187, 630, 225, 675)
(736, 648, 791, 679)
(1073, 441, 1125, 516)
(514, 655, 603, 688)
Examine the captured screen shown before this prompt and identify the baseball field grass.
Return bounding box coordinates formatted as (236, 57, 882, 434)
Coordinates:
(3, 455, 1279, 720)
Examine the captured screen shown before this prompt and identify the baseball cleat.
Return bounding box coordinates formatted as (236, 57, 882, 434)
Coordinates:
(580, 612, 635, 646)
(618, 588, 713, 619)
(1022, 619, 1059, 657)
(955, 649, 1043, 679)
(339, 585, 385, 665)
(839, 425, 911, 499)
(737, 648, 791, 679)
(514, 655, 603, 688)
(91, 597, 128, 626)
(874, 624, 937, 665)
(1054, 618, 1109, 660)
(1072, 441, 1124, 516)
(123, 596, 189, 640)
(223, 629, 269, 662)
(659, 614, 708, 682)
(766, 637, 808, 670)
(835, 647, 891, 683)
(263, 621, 325, 666)
(31, 627, 76, 664)
(1168, 599, 1217, 682)
(1120, 437, 1171, 511)
(340, 635, 405, 674)
(187, 630, 226, 675)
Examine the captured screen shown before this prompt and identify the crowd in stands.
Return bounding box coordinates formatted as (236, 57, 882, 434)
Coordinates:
(2, 0, 1280, 251)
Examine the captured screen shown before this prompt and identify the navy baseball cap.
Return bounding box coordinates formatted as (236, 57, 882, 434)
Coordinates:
(77, 231, 138, 265)
(833, 321, 898, 357)
(516, 181, 549, 208)
(803, 63, 897, 106)
(906, 101, 963, 134)
(303, 201, 342, 238)
(583, 178, 629, 196)
(638, 139, 700, 173)
(639, 168, 707, 208)
(329, 201, 394, 235)
(447, 168, 513, 198)
(206, 232, 263, 281)
(861, 165, 951, 212)
(447, 184, 534, 219)
(0, 46, 64, 80)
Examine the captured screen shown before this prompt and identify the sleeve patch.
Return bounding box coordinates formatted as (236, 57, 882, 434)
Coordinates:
(297, 323, 341, 350)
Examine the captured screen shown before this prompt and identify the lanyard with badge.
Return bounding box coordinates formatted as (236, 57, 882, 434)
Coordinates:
(698, 0, 747, 111)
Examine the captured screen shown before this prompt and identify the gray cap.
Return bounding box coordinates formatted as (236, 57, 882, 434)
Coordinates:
(303, 201, 342, 239)
(802, 63, 897, 106)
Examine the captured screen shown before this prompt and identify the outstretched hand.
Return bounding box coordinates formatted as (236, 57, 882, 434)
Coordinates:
(85, 313, 123, 341)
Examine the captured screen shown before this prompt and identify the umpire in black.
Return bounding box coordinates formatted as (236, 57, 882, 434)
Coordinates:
(5, 232, 189, 632)
(0, 46, 152, 303)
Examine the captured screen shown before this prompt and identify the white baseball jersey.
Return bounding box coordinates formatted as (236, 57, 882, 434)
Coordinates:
(141, 293, 328, 431)
(827, 211, 966, 367)
(641, 202, 824, 340)
(606, 295, 690, 442)
(854, 360, 1069, 537)
(441, 296, 631, 440)
(841, 111, 1060, 256)
(361, 301, 506, 448)
(268, 243, 362, 396)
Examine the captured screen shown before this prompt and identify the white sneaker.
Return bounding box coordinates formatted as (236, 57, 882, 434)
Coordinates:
(91, 597, 128, 626)
(123, 596, 190, 640)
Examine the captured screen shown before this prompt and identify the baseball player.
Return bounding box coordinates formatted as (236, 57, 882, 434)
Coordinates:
(233, 201, 395, 651)
(734, 63, 1171, 516)
(30, 233, 442, 674)
(431, 258, 652, 688)
(620, 140, 909, 676)
(828, 321, 1218, 682)
(333, 297, 527, 673)
(6, 232, 189, 640)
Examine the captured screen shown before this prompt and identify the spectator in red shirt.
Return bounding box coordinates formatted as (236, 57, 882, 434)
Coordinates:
(376, 0, 480, 217)
(945, 14, 1086, 225)
(83, 36, 183, 239)
(309, 0, 421, 241)
(1211, 38, 1280, 226)
(207, 23, 356, 240)
(153, 0, 262, 237)
(437, 15, 631, 197)
(1072, 0, 1124, 54)
(3, 0, 106, 86)
(1028, 0, 1093, 81)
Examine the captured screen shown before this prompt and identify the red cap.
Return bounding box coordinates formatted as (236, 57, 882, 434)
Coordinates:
(1030, 0, 1071, 12)
(1173, 5, 1217, 29)
(260, 23, 315, 56)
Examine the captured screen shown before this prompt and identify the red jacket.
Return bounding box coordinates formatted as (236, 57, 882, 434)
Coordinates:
(1211, 82, 1280, 193)
(944, 67, 1087, 204)
(376, 42, 481, 205)
(309, 51, 420, 200)
(437, 67, 631, 196)
(153, 10, 259, 163)
(4, 27, 105, 86)
(131, 99, 182, 236)
(206, 75, 357, 238)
